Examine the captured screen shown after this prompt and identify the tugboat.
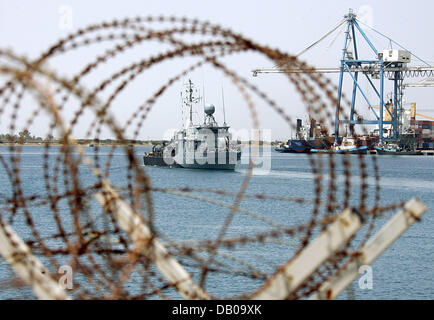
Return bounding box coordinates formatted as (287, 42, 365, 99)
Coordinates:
(275, 119, 332, 153)
(311, 136, 368, 154)
(274, 140, 311, 153)
(375, 143, 422, 155)
(143, 80, 241, 170)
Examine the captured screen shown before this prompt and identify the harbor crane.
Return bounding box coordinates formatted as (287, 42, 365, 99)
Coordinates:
(253, 9, 434, 143)
(404, 77, 434, 88)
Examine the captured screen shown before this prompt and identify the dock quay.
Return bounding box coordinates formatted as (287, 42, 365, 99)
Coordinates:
(368, 150, 434, 155)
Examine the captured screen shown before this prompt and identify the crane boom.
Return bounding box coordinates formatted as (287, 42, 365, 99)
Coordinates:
(252, 66, 434, 76)
(404, 77, 434, 87)
(415, 112, 434, 120)
(371, 105, 434, 120)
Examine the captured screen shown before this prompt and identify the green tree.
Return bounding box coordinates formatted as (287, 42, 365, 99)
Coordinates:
(18, 129, 31, 143)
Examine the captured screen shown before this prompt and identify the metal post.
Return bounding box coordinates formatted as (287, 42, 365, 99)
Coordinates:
(393, 71, 398, 140)
(310, 198, 427, 300)
(397, 71, 404, 137)
(0, 220, 70, 300)
(349, 23, 359, 135)
(335, 20, 352, 142)
(252, 208, 363, 299)
(353, 20, 378, 56)
(95, 181, 210, 300)
(379, 60, 384, 143)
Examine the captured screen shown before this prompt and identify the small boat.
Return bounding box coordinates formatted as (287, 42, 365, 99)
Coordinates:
(274, 140, 311, 153)
(274, 138, 332, 154)
(311, 137, 368, 154)
(375, 143, 422, 155)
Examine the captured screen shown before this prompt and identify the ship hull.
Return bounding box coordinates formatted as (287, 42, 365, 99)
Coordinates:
(274, 139, 330, 153)
(176, 150, 240, 170)
(311, 146, 368, 154)
(143, 150, 241, 170)
(334, 147, 368, 154)
(274, 147, 306, 153)
(143, 155, 181, 167)
(375, 147, 423, 155)
(179, 163, 236, 170)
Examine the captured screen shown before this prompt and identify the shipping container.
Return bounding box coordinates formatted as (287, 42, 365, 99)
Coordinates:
(421, 124, 433, 130)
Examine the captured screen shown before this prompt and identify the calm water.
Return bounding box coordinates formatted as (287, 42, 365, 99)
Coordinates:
(0, 145, 432, 299)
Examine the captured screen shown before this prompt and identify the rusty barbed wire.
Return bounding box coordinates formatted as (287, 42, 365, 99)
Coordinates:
(0, 15, 416, 300)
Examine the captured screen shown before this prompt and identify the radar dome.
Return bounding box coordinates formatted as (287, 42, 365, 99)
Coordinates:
(204, 104, 215, 115)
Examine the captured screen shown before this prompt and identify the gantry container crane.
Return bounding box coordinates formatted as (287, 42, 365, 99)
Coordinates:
(252, 9, 434, 144)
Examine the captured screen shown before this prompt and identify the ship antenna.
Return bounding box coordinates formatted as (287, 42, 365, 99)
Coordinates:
(221, 85, 227, 126)
(180, 91, 184, 128)
(189, 79, 193, 125)
(202, 80, 206, 124)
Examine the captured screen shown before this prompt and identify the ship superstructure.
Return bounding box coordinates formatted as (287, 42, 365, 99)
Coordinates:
(144, 80, 241, 170)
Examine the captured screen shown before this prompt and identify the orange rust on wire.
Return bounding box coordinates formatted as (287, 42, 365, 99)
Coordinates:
(0, 15, 410, 300)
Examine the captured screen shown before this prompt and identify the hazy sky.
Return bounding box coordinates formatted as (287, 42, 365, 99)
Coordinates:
(1, 0, 433, 140)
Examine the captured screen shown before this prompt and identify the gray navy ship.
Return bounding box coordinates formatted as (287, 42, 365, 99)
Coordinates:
(143, 80, 241, 170)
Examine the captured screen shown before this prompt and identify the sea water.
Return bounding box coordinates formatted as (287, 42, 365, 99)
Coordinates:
(0, 145, 432, 299)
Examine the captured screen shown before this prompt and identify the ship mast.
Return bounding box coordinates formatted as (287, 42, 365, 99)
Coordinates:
(202, 80, 206, 124)
(182, 79, 201, 128)
(221, 86, 227, 126)
(188, 79, 193, 125)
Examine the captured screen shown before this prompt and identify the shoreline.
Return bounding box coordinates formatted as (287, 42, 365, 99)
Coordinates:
(0, 143, 153, 147)
(0, 141, 276, 147)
